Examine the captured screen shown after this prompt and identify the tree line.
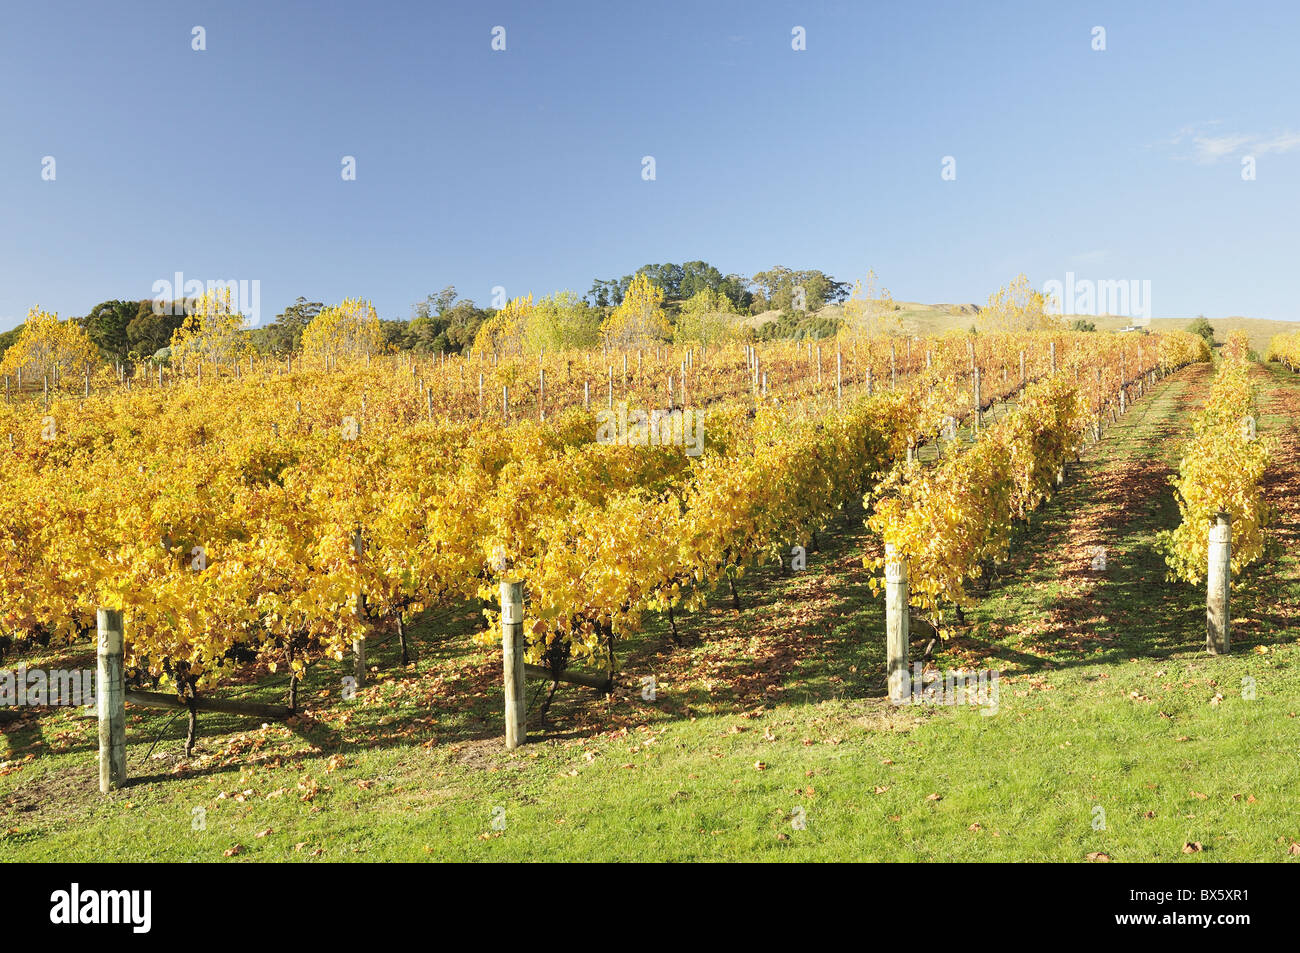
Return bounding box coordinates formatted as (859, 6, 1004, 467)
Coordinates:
(0, 261, 854, 367)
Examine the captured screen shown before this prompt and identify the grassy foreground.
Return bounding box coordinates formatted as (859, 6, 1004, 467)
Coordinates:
(2, 362, 1299, 862)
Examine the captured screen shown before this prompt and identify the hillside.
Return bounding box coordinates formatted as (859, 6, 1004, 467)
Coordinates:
(747, 302, 1298, 356)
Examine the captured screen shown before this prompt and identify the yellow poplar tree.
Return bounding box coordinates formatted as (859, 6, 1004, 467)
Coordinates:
(600, 273, 670, 347)
(979, 274, 1057, 332)
(840, 270, 901, 338)
(0, 306, 100, 386)
(170, 289, 250, 367)
(470, 294, 534, 358)
(302, 297, 384, 364)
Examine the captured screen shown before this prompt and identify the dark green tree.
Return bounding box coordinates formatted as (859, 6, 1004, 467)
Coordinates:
(750, 267, 845, 312)
(588, 262, 757, 311)
(1187, 315, 1215, 344)
(0, 324, 22, 363)
(81, 299, 138, 363)
(126, 301, 186, 357)
(255, 297, 323, 354)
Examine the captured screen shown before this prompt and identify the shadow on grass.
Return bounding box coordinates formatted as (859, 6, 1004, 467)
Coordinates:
(961, 362, 1300, 678)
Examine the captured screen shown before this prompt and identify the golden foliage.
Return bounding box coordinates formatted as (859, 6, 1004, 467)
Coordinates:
(978, 274, 1058, 333)
(866, 376, 1086, 633)
(1265, 329, 1300, 367)
(471, 294, 534, 357)
(839, 270, 902, 338)
(1159, 344, 1271, 583)
(0, 306, 99, 385)
(1159, 330, 1213, 370)
(302, 297, 384, 364)
(170, 289, 250, 367)
(600, 273, 670, 348)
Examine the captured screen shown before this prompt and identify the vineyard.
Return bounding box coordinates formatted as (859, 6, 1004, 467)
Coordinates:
(2, 325, 1204, 697)
(3, 314, 1299, 862)
(10, 0, 1300, 918)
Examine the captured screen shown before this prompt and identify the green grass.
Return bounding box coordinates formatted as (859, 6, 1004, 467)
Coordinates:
(3, 363, 1299, 861)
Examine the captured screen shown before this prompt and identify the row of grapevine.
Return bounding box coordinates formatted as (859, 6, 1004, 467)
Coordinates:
(864, 334, 1213, 702)
(3, 322, 1158, 432)
(1159, 332, 1272, 585)
(0, 330, 1205, 707)
(865, 330, 1211, 637)
(1265, 328, 1300, 371)
(489, 387, 920, 670)
(865, 374, 1088, 635)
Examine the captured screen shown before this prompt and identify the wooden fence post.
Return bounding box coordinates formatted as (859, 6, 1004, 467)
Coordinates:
(1094, 367, 1103, 440)
(884, 544, 910, 703)
(351, 626, 367, 686)
(1207, 513, 1231, 654)
(835, 350, 842, 408)
(500, 580, 526, 748)
(97, 609, 127, 793)
(351, 531, 368, 686)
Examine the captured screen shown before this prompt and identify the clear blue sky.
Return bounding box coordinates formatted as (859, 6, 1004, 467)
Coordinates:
(3, 0, 1299, 331)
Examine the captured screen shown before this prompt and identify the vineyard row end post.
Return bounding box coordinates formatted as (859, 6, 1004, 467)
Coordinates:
(1207, 512, 1231, 654)
(884, 544, 909, 703)
(500, 580, 527, 748)
(97, 608, 127, 793)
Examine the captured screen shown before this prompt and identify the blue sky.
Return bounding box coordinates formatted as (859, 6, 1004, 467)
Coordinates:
(2, 0, 1299, 331)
